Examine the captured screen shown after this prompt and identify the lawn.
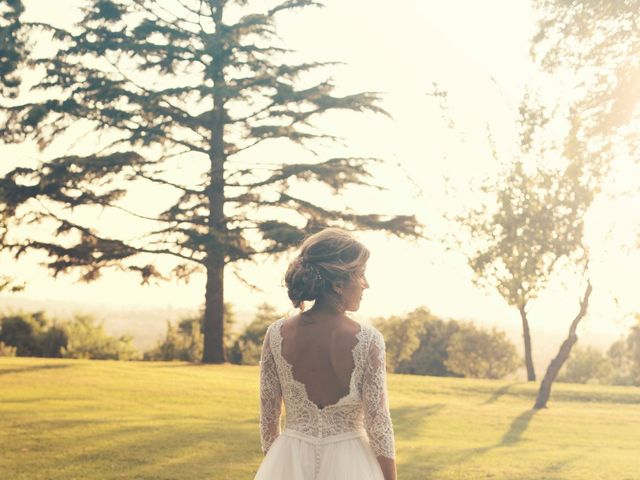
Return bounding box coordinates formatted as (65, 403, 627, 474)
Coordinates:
(1, 357, 639, 479)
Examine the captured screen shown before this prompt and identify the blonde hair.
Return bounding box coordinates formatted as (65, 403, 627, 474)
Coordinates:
(284, 228, 369, 310)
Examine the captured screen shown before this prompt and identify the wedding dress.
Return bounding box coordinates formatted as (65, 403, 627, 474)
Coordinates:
(254, 317, 395, 480)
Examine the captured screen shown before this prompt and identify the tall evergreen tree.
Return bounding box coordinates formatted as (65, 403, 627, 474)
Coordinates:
(0, 0, 419, 363)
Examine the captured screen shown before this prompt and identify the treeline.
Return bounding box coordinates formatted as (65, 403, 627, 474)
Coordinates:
(0, 304, 520, 380)
(3, 305, 639, 385)
(0, 303, 275, 365)
(0, 311, 138, 360)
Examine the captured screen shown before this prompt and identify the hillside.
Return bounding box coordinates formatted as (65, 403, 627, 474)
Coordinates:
(1, 357, 640, 479)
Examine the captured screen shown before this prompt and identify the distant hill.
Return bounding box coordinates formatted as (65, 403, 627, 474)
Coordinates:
(0, 296, 254, 352)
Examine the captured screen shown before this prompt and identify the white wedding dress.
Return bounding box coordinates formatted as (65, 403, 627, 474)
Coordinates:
(255, 317, 395, 480)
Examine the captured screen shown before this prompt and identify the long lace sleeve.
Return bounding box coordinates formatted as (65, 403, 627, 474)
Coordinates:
(362, 328, 396, 459)
(259, 326, 282, 455)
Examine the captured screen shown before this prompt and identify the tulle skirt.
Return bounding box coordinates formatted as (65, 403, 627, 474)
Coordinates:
(254, 428, 384, 480)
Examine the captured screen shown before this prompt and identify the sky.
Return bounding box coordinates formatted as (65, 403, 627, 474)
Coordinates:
(1, 0, 639, 348)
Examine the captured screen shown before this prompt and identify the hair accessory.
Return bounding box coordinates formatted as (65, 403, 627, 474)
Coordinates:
(301, 257, 322, 282)
(310, 265, 322, 282)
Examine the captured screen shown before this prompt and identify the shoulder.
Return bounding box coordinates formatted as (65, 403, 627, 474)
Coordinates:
(361, 323, 385, 348)
(264, 317, 285, 340)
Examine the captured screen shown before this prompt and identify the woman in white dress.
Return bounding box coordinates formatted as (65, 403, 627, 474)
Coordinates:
(255, 228, 397, 480)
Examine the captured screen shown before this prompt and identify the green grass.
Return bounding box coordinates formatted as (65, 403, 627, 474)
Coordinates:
(1, 357, 640, 479)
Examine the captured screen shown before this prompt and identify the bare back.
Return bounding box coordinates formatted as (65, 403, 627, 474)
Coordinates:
(280, 313, 362, 409)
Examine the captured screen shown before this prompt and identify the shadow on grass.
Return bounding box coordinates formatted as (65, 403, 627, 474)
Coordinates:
(393, 403, 446, 442)
(0, 363, 75, 377)
(499, 408, 537, 446)
(399, 408, 540, 479)
(481, 383, 518, 405)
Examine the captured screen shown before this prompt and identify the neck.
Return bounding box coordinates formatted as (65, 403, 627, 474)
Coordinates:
(308, 297, 345, 316)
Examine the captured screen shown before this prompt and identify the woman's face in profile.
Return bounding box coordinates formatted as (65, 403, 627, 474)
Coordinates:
(342, 265, 369, 312)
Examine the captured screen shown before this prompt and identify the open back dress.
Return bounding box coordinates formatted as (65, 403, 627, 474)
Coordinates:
(254, 317, 395, 480)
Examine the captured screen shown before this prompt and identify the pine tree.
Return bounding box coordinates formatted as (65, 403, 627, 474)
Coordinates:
(0, 0, 419, 362)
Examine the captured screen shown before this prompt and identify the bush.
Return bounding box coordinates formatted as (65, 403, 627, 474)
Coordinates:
(144, 318, 202, 362)
(145, 303, 236, 362)
(557, 345, 613, 384)
(62, 314, 139, 360)
(445, 323, 520, 379)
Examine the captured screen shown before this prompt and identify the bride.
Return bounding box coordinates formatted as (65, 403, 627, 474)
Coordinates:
(254, 228, 397, 480)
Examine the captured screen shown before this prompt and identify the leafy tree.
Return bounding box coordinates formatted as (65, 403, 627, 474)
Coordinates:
(557, 345, 613, 385)
(533, 0, 640, 171)
(229, 302, 279, 365)
(62, 314, 140, 360)
(38, 325, 69, 358)
(0, 313, 38, 355)
(395, 311, 460, 377)
(0, 310, 67, 357)
(451, 156, 593, 383)
(374, 307, 427, 373)
(0, 0, 420, 364)
(445, 323, 519, 379)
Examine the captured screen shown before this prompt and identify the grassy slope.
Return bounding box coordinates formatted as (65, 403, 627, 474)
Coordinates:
(1, 357, 639, 480)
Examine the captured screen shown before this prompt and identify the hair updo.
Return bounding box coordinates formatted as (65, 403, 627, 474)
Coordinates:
(284, 228, 369, 310)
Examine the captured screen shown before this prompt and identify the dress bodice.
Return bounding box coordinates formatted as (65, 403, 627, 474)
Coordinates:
(259, 317, 395, 459)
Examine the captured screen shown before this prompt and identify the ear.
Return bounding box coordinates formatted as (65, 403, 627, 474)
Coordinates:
(332, 280, 346, 296)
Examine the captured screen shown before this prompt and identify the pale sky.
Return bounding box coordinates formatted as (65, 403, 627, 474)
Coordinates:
(1, 0, 639, 348)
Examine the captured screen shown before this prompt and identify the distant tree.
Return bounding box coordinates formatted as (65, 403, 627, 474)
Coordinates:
(0, 313, 38, 356)
(606, 338, 634, 386)
(606, 315, 640, 386)
(0, 310, 67, 357)
(374, 308, 427, 373)
(229, 302, 279, 365)
(62, 314, 139, 360)
(145, 302, 235, 362)
(37, 325, 68, 358)
(396, 311, 461, 377)
(0, 0, 420, 364)
(445, 323, 519, 379)
(557, 345, 613, 385)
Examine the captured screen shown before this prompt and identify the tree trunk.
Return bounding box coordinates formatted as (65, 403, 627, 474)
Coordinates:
(202, 2, 228, 364)
(518, 304, 536, 382)
(203, 255, 225, 363)
(534, 280, 593, 409)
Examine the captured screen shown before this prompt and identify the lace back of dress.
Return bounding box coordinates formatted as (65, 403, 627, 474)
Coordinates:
(277, 319, 365, 410)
